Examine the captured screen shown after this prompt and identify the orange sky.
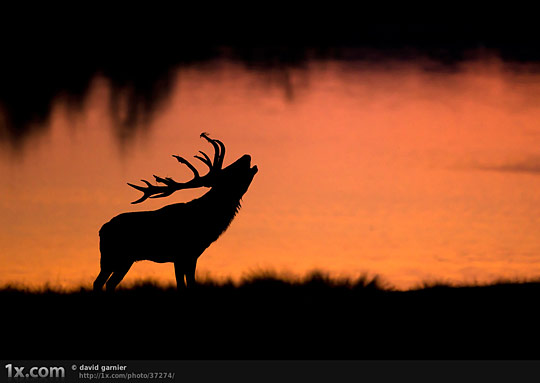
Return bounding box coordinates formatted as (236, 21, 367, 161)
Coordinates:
(2, 57, 540, 289)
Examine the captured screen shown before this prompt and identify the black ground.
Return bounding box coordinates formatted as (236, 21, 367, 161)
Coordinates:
(2, 272, 539, 360)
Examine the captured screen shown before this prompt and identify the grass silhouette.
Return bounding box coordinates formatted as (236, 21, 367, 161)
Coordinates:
(2, 271, 540, 359)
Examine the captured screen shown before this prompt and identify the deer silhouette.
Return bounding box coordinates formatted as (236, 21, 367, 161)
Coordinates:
(93, 133, 258, 292)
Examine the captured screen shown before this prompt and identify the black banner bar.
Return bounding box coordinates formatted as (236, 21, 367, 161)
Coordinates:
(1, 360, 539, 383)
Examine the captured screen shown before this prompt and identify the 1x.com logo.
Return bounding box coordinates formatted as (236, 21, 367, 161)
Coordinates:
(5, 363, 65, 379)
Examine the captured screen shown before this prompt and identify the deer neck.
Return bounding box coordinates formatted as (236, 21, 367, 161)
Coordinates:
(202, 187, 242, 216)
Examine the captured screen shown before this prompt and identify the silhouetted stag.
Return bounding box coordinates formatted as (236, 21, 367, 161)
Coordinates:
(94, 133, 258, 292)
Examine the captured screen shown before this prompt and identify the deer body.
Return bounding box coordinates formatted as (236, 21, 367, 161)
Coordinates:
(94, 134, 257, 292)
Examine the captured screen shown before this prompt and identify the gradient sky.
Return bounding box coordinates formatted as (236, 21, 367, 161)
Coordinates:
(1, 56, 540, 289)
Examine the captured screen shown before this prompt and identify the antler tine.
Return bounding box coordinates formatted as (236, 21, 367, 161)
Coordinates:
(172, 155, 200, 179)
(194, 151, 212, 169)
(214, 139, 226, 169)
(200, 132, 222, 171)
(127, 180, 166, 204)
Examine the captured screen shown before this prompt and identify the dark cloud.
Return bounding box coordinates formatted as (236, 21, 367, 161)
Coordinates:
(475, 158, 540, 175)
(2, 19, 540, 153)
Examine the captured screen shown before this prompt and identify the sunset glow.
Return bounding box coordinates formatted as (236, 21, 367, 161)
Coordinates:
(2, 57, 540, 289)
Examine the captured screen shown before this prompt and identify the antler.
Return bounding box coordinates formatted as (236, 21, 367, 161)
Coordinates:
(128, 132, 226, 204)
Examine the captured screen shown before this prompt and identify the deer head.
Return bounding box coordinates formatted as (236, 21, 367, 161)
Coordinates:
(128, 132, 258, 204)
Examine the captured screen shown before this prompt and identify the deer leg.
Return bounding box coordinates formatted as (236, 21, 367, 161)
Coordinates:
(174, 261, 186, 290)
(185, 258, 198, 288)
(105, 263, 133, 292)
(93, 268, 113, 292)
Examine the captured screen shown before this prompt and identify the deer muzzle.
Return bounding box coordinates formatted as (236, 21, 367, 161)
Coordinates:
(240, 154, 258, 175)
